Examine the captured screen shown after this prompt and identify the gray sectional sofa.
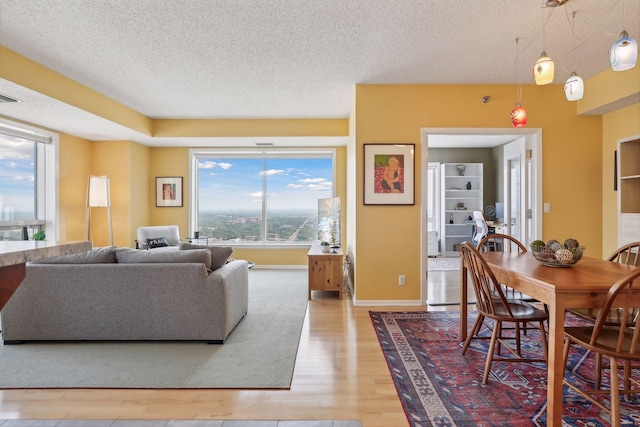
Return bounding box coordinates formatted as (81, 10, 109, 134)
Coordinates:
(0, 245, 248, 344)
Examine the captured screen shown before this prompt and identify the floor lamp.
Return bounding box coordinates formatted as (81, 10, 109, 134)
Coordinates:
(85, 175, 113, 246)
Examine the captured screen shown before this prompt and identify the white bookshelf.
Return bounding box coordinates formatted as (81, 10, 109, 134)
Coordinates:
(440, 163, 483, 256)
(618, 138, 640, 246)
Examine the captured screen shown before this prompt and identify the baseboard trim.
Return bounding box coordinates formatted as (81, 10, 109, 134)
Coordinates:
(250, 265, 307, 270)
(353, 299, 425, 307)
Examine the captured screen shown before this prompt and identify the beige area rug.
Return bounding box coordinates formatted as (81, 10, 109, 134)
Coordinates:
(0, 269, 308, 389)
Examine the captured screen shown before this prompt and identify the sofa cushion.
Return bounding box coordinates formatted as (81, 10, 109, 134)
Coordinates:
(146, 237, 169, 249)
(116, 247, 211, 267)
(179, 243, 233, 271)
(32, 246, 118, 264)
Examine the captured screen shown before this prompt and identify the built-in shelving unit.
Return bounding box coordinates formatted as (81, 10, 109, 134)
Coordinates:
(618, 138, 640, 245)
(440, 163, 483, 256)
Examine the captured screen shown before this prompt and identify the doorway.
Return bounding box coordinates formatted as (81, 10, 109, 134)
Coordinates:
(421, 128, 543, 305)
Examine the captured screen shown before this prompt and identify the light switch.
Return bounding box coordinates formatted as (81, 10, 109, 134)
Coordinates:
(544, 203, 551, 213)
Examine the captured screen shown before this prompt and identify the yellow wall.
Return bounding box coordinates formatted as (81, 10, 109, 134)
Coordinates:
(354, 84, 602, 301)
(602, 103, 640, 257)
(58, 133, 92, 242)
(148, 148, 190, 235)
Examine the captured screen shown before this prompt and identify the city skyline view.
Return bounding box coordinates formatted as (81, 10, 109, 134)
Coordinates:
(197, 156, 333, 212)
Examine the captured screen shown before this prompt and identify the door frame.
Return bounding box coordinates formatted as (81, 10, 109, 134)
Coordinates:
(421, 127, 542, 305)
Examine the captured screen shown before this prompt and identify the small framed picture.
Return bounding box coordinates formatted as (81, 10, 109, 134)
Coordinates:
(363, 144, 415, 205)
(156, 177, 183, 207)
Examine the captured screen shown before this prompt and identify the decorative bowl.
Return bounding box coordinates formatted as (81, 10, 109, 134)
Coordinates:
(530, 243, 585, 267)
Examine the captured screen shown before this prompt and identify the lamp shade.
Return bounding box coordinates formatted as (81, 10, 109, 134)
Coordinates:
(564, 72, 584, 101)
(511, 103, 527, 128)
(533, 51, 554, 85)
(88, 176, 110, 207)
(610, 31, 638, 71)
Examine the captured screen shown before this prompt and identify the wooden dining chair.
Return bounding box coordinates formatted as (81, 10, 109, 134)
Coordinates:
(460, 241, 548, 385)
(562, 267, 640, 427)
(476, 233, 528, 300)
(567, 241, 640, 389)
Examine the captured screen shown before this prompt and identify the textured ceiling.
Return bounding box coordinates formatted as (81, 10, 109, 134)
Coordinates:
(0, 0, 638, 146)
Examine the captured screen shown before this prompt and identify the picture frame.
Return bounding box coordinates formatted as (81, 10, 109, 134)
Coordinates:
(156, 176, 183, 207)
(363, 144, 415, 205)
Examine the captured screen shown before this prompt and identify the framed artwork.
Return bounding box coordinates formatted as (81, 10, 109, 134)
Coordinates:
(156, 176, 183, 207)
(363, 144, 415, 205)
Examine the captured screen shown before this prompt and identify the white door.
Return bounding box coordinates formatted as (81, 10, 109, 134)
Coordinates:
(504, 138, 539, 246)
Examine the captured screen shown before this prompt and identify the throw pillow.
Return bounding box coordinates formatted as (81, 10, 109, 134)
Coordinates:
(146, 237, 169, 249)
(178, 242, 233, 271)
(116, 247, 212, 267)
(33, 246, 118, 264)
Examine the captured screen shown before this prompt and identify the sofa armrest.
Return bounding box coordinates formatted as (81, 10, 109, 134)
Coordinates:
(208, 259, 249, 337)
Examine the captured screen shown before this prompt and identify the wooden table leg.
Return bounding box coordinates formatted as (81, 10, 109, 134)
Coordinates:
(0, 263, 26, 310)
(459, 252, 468, 341)
(546, 299, 566, 426)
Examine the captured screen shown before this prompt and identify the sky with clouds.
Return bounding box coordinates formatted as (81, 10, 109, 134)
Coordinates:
(197, 157, 332, 213)
(0, 136, 35, 219)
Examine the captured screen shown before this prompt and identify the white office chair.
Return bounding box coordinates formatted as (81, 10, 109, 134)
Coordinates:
(471, 211, 489, 246)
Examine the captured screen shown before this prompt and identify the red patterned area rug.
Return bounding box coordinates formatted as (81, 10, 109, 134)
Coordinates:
(370, 310, 640, 427)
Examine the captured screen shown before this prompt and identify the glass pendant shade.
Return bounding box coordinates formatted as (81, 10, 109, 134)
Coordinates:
(610, 31, 638, 71)
(511, 103, 527, 128)
(533, 51, 554, 85)
(564, 72, 584, 101)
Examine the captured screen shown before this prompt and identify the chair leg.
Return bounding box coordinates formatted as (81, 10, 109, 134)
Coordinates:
(562, 337, 571, 372)
(514, 321, 522, 356)
(483, 320, 501, 385)
(462, 315, 484, 355)
(595, 353, 603, 390)
(623, 359, 631, 401)
(610, 356, 621, 427)
(537, 321, 548, 361)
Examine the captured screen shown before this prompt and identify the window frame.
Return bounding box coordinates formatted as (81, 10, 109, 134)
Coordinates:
(189, 147, 336, 247)
(0, 118, 58, 241)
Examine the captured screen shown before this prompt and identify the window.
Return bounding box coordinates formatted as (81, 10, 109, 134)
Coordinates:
(0, 119, 57, 241)
(190, 149, 335, 245)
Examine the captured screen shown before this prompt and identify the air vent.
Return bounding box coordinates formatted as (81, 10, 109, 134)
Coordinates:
(256, 142, 274, 146)
(0, 93, 21, 103)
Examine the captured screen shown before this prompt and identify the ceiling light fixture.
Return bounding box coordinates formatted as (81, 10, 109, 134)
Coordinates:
(533, 9, 554, 85)
(545, 0, 569, 7)
(610, 0, 638, 71)
(564, 72, 584, 101)
(563, 11, 584, 101)
(610, 30, 638, 71)
(511, 38, 527, 128)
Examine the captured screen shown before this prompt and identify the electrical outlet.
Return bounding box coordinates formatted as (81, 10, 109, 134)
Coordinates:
(398, 275, 405, 285)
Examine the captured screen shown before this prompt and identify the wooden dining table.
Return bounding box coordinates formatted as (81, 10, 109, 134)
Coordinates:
(459, 252, 639, 427)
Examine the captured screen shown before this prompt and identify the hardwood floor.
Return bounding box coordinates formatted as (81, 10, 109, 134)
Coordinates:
(0, 275, 464, 427)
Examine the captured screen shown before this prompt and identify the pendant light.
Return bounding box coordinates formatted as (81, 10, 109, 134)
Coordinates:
(511, 38, 527, 128)
(533, 9, 554, 85)
(533, 52, 555, 85)
(563, 12, 584, 101)
(511, 103, 528, 128)
(564, 72, 584, 101)
(610, 30, 638, 71)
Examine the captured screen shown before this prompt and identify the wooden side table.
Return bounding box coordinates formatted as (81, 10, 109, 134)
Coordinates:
(307, 243, 343, 299)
